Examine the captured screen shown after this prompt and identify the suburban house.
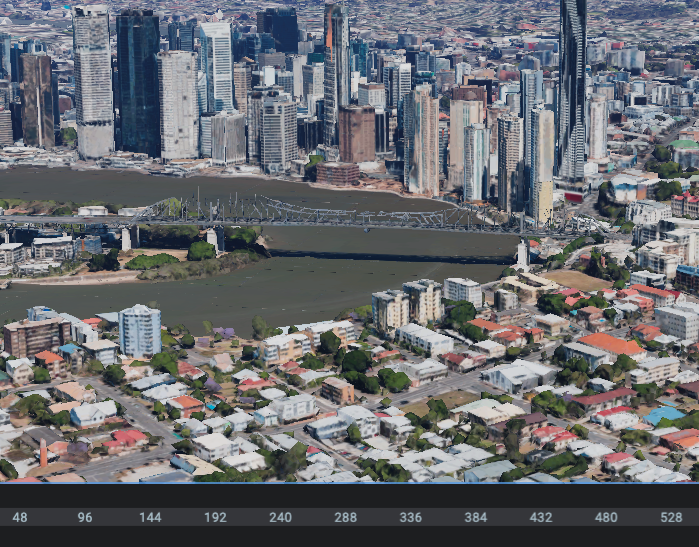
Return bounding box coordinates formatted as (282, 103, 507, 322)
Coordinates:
(492, 329, 526, 348)
(253, 406, 279, 427)
(463, 460, 517, 483)
(5, 358, 34, 385)
(142, 383, 188, 402)
(177, 361, 206, 381)
(480, 360, 557, 394)
(221, 452, 267, 473)
(191, 433, 236, 462)
(486, 412, 547, 442)
(578, 333, 647, 361)
(570, 388, 637, 416)
(468, 403, 527, 426)
(533, 314, 570, 335)
(471, 340, 506, 360)
(209, 353, 233, 373)
(53, 381, 96, 403)
(69, 401, 118, 428)
(34, 351, 68, 379)
(166, 395, 205, 418)
(449, 399, 501, 421)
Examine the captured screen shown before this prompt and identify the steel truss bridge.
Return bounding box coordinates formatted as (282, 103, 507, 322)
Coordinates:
(1, 195, 614, 240)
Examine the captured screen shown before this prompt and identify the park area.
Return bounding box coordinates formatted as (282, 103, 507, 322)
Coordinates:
(400, 390, 479, 417)
(542, 270, 613, 292)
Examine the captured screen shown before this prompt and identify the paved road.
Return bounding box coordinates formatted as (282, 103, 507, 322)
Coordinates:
(76, 447, 173, 482)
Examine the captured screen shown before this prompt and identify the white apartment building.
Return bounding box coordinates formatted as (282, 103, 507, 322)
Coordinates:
(302, 320, 356, 350)
(118, 304, 162, 359)
(200, 22, 233, 113)
(32, 237, 75, 262)
(0, 243, 28, 266)
(629, 271, 667, 289)
(625, 200, 672, 224)
(270, 394, 317, 423)
(192, 433, 236, 462)
(626, 356, 681, 387)
(494, 289, 519, 311)
(392, 358, 448, 386)
(402, 279, 444, 325)
(655, 306, 699, 341)
(302, 62, 324, 100)
(262, 332, 312, 366)
(372, 289, 410, 333)
(443, 278, 482, 306)
(337, 405, 379, 438)
(394, 323, 454, 357)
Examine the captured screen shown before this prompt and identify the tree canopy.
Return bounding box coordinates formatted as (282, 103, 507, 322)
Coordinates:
(342, 350, 371, 373)
(187, 241, 216, 262)
(319, 331, 341, 355)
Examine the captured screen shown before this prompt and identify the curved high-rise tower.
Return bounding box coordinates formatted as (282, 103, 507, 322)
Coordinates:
(323, 3, 349, 147)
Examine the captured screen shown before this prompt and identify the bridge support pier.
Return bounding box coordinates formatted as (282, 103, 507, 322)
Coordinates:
(121, 227, 131, 251)
(216, 226, 225, 253)
(121, 226, 140, 251)
(206, 228, 219, 254)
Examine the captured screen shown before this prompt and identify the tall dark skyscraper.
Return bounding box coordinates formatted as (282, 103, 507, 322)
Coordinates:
(116, 9, 160, 158)
(323, 3, 350, 146)
(19, 53, 54, 148)
(257, 8, 299, 53)
(167, 20, 196, 51)
(0, 33, 10, 80)
(557, 0, 586, 185)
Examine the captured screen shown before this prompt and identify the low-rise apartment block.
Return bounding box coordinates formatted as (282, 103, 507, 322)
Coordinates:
(402, 279, 444, 325)
(394, 323, 454, 357)
(578, 333, 647, 361)
(562, 342, 611, 371)
(571, 388, 637, 416)
(34, 350, 67, 379)
(534, 314, 570, 335)
(389, 358, 448, 386)
(270, 394, 317, 424)
(443, 278, 482, 306)
(302, 320, 356, 351)
(262, 333, 312, 366)
(480, 359, 556, 395)
(5, 358, 34, 385)
(191, 433, 236, 462)
(626, 356, 681, 387)
(321, 377, 355, 404)
(629, 284, 677, 307)
(626, 200, 671, 224)
(372, 289, 410, 333)
(629, 271, 667, 289)
(655, 306, 699, 341)
(494, 289, 519, 311)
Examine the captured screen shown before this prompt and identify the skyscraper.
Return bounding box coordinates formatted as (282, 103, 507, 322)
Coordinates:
(233, 62, 250, 115)
(403, 84, 439, 197)
(247, 85, 283, 165)
(257, 8, 299, 54)
(558, 0, 587, 185)
(531, 106, 555, 223)
(200, 23, 233, 113)
(19, 53, 54, 148)
(261, 93, 297, 173)
(588, 93, 608, 161)
(383, 62, 411, 109)
(323, 3, 350, 146)
(72, 5, 114, 159)
(303, 62, 324, 101)
(497, 115, 524, 214)
(463, 123, 490, 202)
(116, 9, 160, 158)
(0, 33, 10, 80)
(157, 51, 198, 160)
(168, 20, 197, 51)
(118, 304, 161, 360)
(211, 111, 246, 165)
(339, 104, 375, 164)
(520, 69, 543, 213)
(447, 100, 483, 192)
(285, 54, 307, 99)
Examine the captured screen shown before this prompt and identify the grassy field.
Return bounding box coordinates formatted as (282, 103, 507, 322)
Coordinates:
(400, 390, 479, 417)
(542, 270, 613, 292)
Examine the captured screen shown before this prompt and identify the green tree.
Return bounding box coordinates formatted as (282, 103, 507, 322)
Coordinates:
(459, 323, 487, 342)
(251, 316, 281, 340)
(654, 177, 682, 199)
(88, 248, 120, 272)
(0, 459, 18, 479)
(242, 346, 256, 360)
(604, 308, 617, 322)
(347, 423, 362, 443)
(124, 253, 178, 270)
(613, 279, 626, 289)
(380, 397, 392, 407)
(203, 320, 214, 335)
(150, 352, 178, 376)
(444, 300, 477, 327)
(180, 334, 195, 348)
(187, 241, 216, 261)
(169, 407, 181, 420)
(153, 401, 165, 415)
(342, 350, 370, 373)
(334, 347, 346, 366)
(319, 331, 341, 354)
(103, 363, 126, 384)
(652, 145, 671, 162)
(32, 367, 50, 383)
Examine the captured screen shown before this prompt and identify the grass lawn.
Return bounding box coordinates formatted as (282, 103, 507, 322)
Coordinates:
(542, 270, 613, 292)
(219, 382, 239, 399)
(553, 465, 573, 476)
(400, 390, 479, 417)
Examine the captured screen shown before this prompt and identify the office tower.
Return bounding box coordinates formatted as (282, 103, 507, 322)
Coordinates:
(323, 3, 350, 146)
(665, 59, 684, 78)
(415, 51, 436, 73)
(275, 69, 294, 95)
(350, 38, 368, 78)
(520, 69, 543, 212)
(200, 23, 233, 113)
(232, 63, 250, 116)
(464, 123, 490, 203)
(51, 72, 59, 133)
(403, 84, 439, 196)
(497, 115, 524, 214)
(257, 8, 299, 53)
(455, 62, 471, 85)
(116, 10, 160, 158)
(197, 71, 207, 115)
(531, 106, 555, 223)
(285, 54, 307, 99)
(397, 32, 418, 48)
(0, 33, 10, 80)
(199, 112, 215, 157)
(72, 5, 114, 159)
(358, 82, 385, 108)
(211, 111, 246, 165)
(302, 62, 324, 99)
(158, 51, 198, 160)
(261, 94, 297, 172)
(588, 93, 608, 161)
(558, 0, 587, 185)
(447, 100, 483, 192)
(438, 121, 448, 175)
(383, 62, 411, 108)
(168, 20, 196, 51)
(375, 107, 389, 155)
(339, 104, 375, 163)
(259, 50, 285, 69)
(19, 54, 54, 148)
(413, 71, 437, 98)
(118, 304, 162, 360)
(0, 107, 11, 145)
(248, 85, 283, 165)
(452, 84, 487, 111)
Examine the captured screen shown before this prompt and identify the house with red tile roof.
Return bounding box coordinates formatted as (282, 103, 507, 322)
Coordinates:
(629, 284, 676, 307)
(532, 425, 566, 445)
(492, 329, 525, 348)
(571, 387, 637, 416)
(590, 405, 631, 424)
(34, 350, 67, 379)
(617, 288, 639, 299)
(525, 327, 544, 342)
(558, 288, 583, 297)
(112, 429, 149, 448)
(166, 396, 205, 419)
(373, 349, 400, 362)
(467, 318, 505, 333)
(548, 431, 578, 451)
(629, 324, 661, 342)
(578, 333, 647, 361)
(177, 361, 206, 381)
(602, 453, 639, 474)
(82, 318, 102, 328)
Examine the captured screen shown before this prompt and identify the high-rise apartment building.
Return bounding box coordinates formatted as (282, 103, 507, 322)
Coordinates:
(275, 69, 294, 96)
(72, 5, 114, 159)
(383, 62, 411, 108)
(403, 84, 439, 196)
(247, 85, 283, 165)
(168, 20, 196, 51)
(498, 115, 524, 214)
(116, 9, 160, 158)
(464, 123, 490, 202)
(285, 54, 307, 99)
(558, 0, 587, 185)
(520, 69, 543, 211)
(372, 289, 410, 333)
(257, 7, 299, 53)
(118, 304, 162, 360)
(211, 111, 246, 165)
(0, 33, 10, 80)
(19, 53, 54, 148)
(157, 51, 198, 160)
(588, 93, 608, 161)
(402, 279, 444, 326)
(3, 317, 71, 358)
(200, 23, 233, 113)
(531, 106, 555, 223)
(339, 104, 375, 163)
(199, 112, 215, 157)
(261, 93, 297, 172)
(0, 107, 12, 145)
(448, 100, 483, 192)
(302, 62, 324, 100)
(232, 62, 250, 115)
(323, 3, 350, 146)
(443, 278, 482, 306)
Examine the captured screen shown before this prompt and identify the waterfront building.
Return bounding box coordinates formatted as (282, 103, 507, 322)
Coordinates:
(261, 94, 297, 173)
(211, 110, 246, 165)
(3, 317, 71, 358)
(448, 100, 483, 193)
(200, 23, 233, 113)
(402, 279, 444, 325)
(19, 54, 54, 148)
(118, 304, 162, 360)
(158, 51, 198, 160)
(464, 123, 490, 202)
(498, 115, 524, 214)
(444, 278, 482, 307)
(339, 104, 375, 163)
(372, 289, 410, 333)
(323, 3, 350, 146)
(403, 84, 439, 196)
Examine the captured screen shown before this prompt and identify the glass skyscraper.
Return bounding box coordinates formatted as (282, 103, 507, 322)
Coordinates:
(323, 3, 350, 146)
